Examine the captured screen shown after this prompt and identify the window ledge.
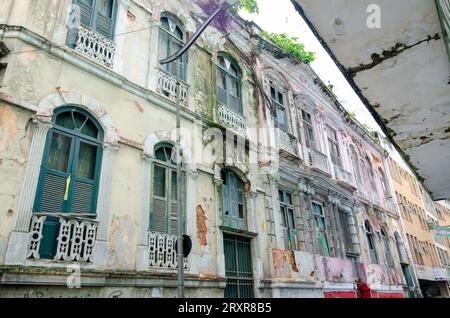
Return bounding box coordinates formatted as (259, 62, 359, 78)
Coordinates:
(219, 226, 257, 238)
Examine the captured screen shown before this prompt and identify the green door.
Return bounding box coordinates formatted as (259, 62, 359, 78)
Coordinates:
(223, 234, 254, 298)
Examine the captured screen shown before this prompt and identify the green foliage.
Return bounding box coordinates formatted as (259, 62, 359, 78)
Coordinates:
(230, 0, 259, 15)
(262, 32, 316, 64)
(239, 0, 259, 14)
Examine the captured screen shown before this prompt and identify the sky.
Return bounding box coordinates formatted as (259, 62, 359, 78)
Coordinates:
(239, 0, 382, 132)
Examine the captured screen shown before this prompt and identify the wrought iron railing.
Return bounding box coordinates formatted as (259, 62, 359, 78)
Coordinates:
(309, 149, 330, 174)
(73, 25, 116, 68)
(148, 231, 187, 269)
(155, 68, 189, 105)
(218, 103, 247, 135)
(27, 214, 98, 262)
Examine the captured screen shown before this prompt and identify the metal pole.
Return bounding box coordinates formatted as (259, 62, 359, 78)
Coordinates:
(175, 61, 184, 299)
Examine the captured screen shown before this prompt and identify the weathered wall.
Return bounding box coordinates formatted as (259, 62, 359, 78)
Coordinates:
(0, 104, 33, 264)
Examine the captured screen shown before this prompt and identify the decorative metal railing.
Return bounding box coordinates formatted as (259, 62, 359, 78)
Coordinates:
(278, 130, 299, 156)
(309, 149, 330, 174)
(334, 165, 356, 188)
(218, 103, 247, 135)
(156, 68, 189, 105)
(148, 231, 187, 269)
(74, 25, 116, 68)
(27, 214, 98, 262)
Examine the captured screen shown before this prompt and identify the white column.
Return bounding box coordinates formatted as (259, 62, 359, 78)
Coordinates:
(5, 119, 51, 265)
(186, 169, 199, 274)
(214, 175, 226, 278)
(113, 0, 131, 74)
(136, 154, 152, 271)
(147, 15, 160, 91)
(14, 119, 51, 232)
(269, 175, 284, 249)
(93, 143, 118, 269)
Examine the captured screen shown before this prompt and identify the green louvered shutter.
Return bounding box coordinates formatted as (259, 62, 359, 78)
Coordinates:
(151, 165, 167, 233)
(95, 0, 116, 38)
(69, 140, 101, 214)
(75, 0, 94, 27)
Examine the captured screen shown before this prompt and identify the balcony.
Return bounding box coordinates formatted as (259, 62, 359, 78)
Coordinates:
(278, 130, 300, 159)
(218, 103, 247, 136)
(309, 149, 330, 175)
(156, 68, 189, 106)
(27, 214, 98, 262)
(334, 166, 357, 190)
(72, 25, 116, 68)
(148, 231, 187, 270)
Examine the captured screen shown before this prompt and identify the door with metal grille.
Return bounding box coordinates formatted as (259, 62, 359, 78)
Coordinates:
(223, 234, 254, 298)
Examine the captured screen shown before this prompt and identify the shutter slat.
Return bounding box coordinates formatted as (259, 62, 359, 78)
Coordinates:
(151, 198, 167, 233)
(170, 202, 177, 235)
(96, 15, 113, 38)
(39, 174, 66, 213)
(71, 180, 94, 214)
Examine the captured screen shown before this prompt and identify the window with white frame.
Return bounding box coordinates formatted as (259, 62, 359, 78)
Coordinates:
(279, 190, 297, 250)
(270, 86, 288, 131)
(350, 146, 362, 183)
(158, 14, 187, 80)
(217, 55, 242, 113)
(150, 143, 186, 235)
(326, 126, 341, 166)
(381, 227, 394, 267)
(312, 202, 330, 256)
(365, 220, 378, 264)
(301, 110, 315, 149)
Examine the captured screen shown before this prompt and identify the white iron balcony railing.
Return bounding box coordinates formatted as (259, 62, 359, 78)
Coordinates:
(72, 24, 116, 68)
(334, 165, 356, 189)
(148, 231, 188, 270)
(156, 68, 189, 106)
(278, 129, 299, 157)
(218, 103, 247, 135)
(27, 213, 98, 262)
(309, 149, 330, 174)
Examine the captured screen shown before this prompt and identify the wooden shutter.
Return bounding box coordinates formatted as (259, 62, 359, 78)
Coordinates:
(75, 0, 94, 27)
(94, 0, 116, 38)
(71, 180, 95, 214)
(38, 173, 67, 213)
(151, 165, 167, 233)
(151, 197, 167, 233)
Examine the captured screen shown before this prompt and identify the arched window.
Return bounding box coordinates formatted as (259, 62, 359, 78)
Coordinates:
(158, 14, 187, 81)
(221, 169, 246, 230)
(33, 106, 104, 259)
(217, 55, 242, 113)
(381, 228, 394, 267)
(312, 202, 330, 257)
(150, 143, 185, 235)
(365, 156, 377, 191)
(73, 0, 118, 38)
(350, 146, 362, 183)
(270, 86, 288, 131)
(279, 190, 297, 250)
(379, 169, 390, 198)
(365, 220, 378, 264)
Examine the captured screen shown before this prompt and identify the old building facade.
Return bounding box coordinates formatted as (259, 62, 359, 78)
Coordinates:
(0, 0, 411, 298)
(387, 157, 450, 297)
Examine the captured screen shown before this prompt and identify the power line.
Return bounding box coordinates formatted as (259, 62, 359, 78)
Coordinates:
(6, 23, 160, 56)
